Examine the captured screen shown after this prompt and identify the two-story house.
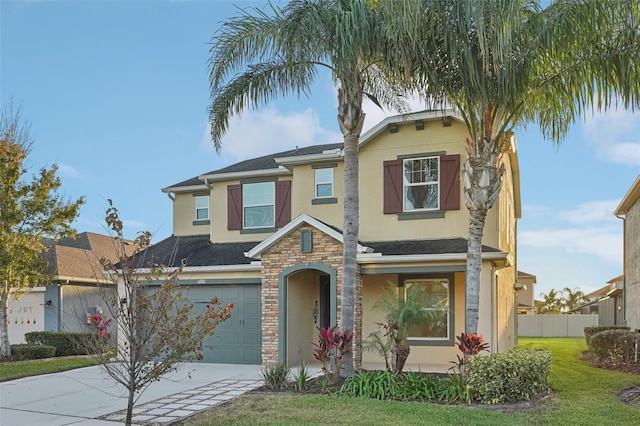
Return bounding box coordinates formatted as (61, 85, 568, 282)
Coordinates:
(141, 110, 521, 370)
(615, 175, 640, 332)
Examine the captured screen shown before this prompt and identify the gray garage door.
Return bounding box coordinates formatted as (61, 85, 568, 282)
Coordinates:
(190, 285, 262, 364)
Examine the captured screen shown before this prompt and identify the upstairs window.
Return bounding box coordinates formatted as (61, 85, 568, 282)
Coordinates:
(315, 168, 333, 198)
(403, 157, 439, 211)
(227, 180, 291, 231)
(383, 153, 460, 215)
(243, 182, 275, 228)
(195, 195, 209, 220)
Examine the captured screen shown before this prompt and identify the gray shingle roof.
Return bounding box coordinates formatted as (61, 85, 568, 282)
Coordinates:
(167, 143, 343, 189)
(364, 238, 501, 256)
(129, 235, 260, 268)
(135, 234, 500, 269)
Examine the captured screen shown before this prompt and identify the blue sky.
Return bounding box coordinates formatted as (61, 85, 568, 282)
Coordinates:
(2, 0, 639, 298)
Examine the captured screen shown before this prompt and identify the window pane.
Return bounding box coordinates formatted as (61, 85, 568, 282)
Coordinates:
(244, 206, 274, 228)
(316, 183, 333, 197)
(243, 182, 274, 205)
(403, 157, 439, 211)
(195, 196, 209, 220)
(315, 168, 332, 183)
(405, 279, 449, 339)
(404, 185, 438, 210)
(315, 168, 333, 198)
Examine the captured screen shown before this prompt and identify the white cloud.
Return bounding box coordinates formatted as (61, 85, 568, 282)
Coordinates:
(204, 108, 342, 161)
(520, 199, 624, 266)
(57, 162, 80, 178)
(519, 226, 621, 265)
(582, 108, 640, 166)
(557, 200, 621, 225)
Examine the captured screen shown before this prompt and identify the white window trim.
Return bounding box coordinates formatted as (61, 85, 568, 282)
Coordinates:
(314, 167, 334, 199)
(195, 195, 209, 221)
(243, 182, 275, 229)
(403, 156, 440, 212)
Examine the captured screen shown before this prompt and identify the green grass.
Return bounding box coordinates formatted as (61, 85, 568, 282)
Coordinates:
(185, 338, 640, 426)
(0, 355, 100, 382)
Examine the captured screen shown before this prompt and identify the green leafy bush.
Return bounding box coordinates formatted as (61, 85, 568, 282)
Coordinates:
(466, 347, 551, 404)
(340, 370, 399, 400)
(261, 363, 290, 390)
(10, 344, 56, 361)
(588, 329, 639, 364)
(24, 331, 96, 356)
(584, 326, 629, 345)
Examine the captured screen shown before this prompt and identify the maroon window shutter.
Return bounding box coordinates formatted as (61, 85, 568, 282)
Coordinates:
(227, 184, 242, 230)
(440, 154, 461, 210)
(383, 159, 403, 214)
(275, 180, 291, 227)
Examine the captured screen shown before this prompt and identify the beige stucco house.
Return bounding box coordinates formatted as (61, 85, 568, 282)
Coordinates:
(516, 271, 537, 314)
(615, 175, 640, 331)
(142, 110, 521, 370)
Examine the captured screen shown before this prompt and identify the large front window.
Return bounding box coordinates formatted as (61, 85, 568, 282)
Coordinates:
(243, 182, 275, 228)
(404, 278, 449, 340)
(403, 157, 439, 211)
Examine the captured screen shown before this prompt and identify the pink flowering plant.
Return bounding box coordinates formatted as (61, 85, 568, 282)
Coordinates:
(91, 313, 113, 338)
(312, 325, 353, 385)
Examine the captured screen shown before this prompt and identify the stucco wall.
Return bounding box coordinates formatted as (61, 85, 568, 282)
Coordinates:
(625, 197, 640, 331)
(8, 288, 45, 344)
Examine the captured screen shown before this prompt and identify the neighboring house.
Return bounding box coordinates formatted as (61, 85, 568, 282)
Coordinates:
(8, 232, 127, 344)
(597, 275, 625, 326)
(144, 110, 521, 370)
(515, 271, 537, 314)
(43, 232, 133, 342)
(571, 285, 610, 315)
(614, 175, 640, 332)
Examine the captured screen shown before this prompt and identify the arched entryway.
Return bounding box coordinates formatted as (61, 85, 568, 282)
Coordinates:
(278, 263, 337, 366)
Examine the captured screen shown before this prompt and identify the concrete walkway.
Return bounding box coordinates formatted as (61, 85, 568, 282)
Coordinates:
(0, 363, 263, 425)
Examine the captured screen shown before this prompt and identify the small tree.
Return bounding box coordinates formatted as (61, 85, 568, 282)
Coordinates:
(0, 102, 84, 358)
(89, 201, 233, 426)
(372, 284, 439, 373)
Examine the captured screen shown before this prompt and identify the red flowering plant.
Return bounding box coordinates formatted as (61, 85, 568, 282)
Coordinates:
(91, 313, 113, 338)
(451, 332, 490, 381)
(312, 325, 353, 386)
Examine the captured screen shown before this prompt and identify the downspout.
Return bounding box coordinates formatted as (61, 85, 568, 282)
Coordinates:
(616, 213, 626, 326)
(491, 259, 511, 354)
(166, 191, 175, 201)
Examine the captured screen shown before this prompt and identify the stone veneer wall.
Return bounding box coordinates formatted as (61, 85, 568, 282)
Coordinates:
(259, 223, 362, 367)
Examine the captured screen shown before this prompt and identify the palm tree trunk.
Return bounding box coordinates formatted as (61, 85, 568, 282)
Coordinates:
(393, 338, 410, 374)
(338, 87, 364, 377)
(462, 133, 504, 335)
(465, 208, 487, 335)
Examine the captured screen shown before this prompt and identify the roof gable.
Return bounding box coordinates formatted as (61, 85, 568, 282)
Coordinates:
(245, 214, 372, 259)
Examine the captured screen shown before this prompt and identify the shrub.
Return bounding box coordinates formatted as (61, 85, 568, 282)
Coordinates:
(584, 326, 629, 345)
(466, 347, 551, 404)
(10, 344, 56, 361)
(292, 361, 311, 392)
(261, 363, 290, 390)
(589, 329, 639, 364)
(339, 370, 399, 399)
(24, 331, 97, 356)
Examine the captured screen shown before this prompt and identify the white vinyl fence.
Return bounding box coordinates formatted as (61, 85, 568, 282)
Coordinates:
(518, 314, 599, 338)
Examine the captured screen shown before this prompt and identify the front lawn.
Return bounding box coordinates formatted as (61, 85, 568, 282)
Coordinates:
(0, 355, 100, 382)
(184, 338, 640, 425)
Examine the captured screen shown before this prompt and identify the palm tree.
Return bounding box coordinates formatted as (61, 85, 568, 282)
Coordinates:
(538, 289, 563, 314)
(384, 0, 640, 334)
(208, 0, 405, 375)
(562, 287, 589, 313)
(372, 283, 440, 374)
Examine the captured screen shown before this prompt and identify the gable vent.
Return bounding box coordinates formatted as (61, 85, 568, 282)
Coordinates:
(301, 230, 313, 253)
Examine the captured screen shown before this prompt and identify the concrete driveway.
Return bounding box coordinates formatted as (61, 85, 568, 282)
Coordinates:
(0, 363, 263, 425)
